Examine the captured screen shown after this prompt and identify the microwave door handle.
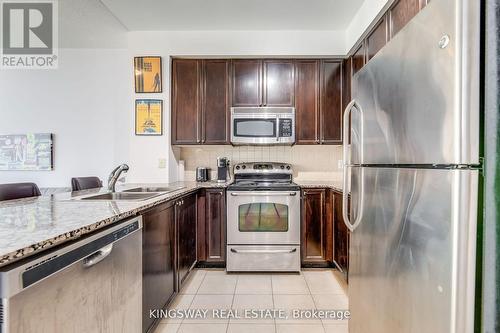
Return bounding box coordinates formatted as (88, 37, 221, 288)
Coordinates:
(276, 116, 280, 142)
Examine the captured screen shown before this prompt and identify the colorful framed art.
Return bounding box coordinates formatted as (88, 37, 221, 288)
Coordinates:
(134, 56, 162, 93)
(135, 99, 163, 136)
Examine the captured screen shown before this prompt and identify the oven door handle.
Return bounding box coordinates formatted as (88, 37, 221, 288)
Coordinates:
(230, 192, 297, 196)
(230, 248, 297, 254)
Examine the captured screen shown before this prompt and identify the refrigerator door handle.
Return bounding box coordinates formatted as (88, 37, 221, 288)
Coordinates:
(342, 100, 364, 232)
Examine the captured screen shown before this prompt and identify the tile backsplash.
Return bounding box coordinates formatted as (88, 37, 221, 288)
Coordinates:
(177, 145, 343, 182)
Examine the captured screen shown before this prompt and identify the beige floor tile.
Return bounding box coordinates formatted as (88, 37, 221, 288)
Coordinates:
(271, 274, 309, 294)
(154, 323, 180, 333)
(184, 294, 233, 324)
(274, 294, 321, 324)
(197, 274, 238, 294)
(177, 323, 228, 333)
(312, 294, 348, 310)
(303, 270, 345, 295)
(324, 323, 349, 333)
(161, 294, 195, 324)
(227, 323, 276, 333)
(231, 294, 274, 323)
(235, 274, 272, 294)
(276, 324, 325, 333)
(179, 270, 206, 294)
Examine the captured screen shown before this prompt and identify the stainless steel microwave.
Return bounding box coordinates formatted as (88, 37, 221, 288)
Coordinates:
(230, 107, 295, 145)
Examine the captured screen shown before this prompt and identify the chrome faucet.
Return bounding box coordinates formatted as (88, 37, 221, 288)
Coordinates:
(108, 164, 129, 192)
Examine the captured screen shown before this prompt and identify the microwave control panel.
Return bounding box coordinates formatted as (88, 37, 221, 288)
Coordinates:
(279, 119, 293, 137)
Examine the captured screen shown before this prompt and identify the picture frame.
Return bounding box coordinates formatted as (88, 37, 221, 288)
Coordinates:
(134, 56, 162, 93)
(135, 99, 163, 136)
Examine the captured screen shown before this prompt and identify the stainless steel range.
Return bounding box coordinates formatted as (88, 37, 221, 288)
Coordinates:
(226, 162, 300, 272)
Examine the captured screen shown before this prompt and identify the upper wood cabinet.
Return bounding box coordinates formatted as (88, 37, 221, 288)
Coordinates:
(295, 60, 319, 144)
(231, 60, 262, 107)
(366, 16, 388, 61)
(202, 60, 230, 144)
(320, 60, 343, 144)
(231, 59, 294, 107)
(172, 58, 230, 145)
(389, 0, 421, 38)
(172, 59, 201, 144)
(351, 43, 366, 76)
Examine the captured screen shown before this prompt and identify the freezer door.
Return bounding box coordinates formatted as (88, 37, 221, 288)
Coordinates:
(348, 167, 478, 333)
(349, 0, 480, 165)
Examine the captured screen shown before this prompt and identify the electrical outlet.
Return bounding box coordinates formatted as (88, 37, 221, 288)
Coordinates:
(338, 159, 343, 169)
(158, 158, 167, 169)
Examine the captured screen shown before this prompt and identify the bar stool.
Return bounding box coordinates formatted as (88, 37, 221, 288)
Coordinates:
(0, 183, 41, 201)
(71, 177, 103, 191)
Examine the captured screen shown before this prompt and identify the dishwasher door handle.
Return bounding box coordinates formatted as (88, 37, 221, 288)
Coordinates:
(83, 244, 113, 268)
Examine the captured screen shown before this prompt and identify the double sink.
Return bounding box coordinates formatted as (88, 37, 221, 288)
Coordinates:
(76, 186, 186, 201)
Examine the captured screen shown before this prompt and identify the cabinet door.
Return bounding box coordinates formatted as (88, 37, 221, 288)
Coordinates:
(389, 0, 421, 38)
(172, 59, 201, 144)
(295, 60, 320, 144)
(366, 16, 388, 61)
(351, 43, 366, 76)
(301, 189, 328, 264)
(263, 60, 294, 107)
(202, 60, 230, 144)
(333, 191, 350, 279)
(205, 189, 226, 262)
(320, 60, 343, 144)
(177, 194, 197, 287)
(142, 202, 176, 332)
(232, 60, 262, 107)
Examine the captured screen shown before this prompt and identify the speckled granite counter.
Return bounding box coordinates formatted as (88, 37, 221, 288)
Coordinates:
(0, 181, 228, 268)
(294, 180, 343, 192)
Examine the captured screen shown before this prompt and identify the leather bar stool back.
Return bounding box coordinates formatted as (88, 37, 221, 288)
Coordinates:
(0, 183, 41, 201)
(71, 177, 103, 191)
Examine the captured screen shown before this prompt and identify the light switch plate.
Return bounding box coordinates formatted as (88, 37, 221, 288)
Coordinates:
(337, 160, 343, 169)
(158, 158, 167, 169)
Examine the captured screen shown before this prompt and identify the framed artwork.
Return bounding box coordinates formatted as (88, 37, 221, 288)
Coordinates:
(0, 133, 53, 171)
(135, 99, 163, 136)
(134, 56, 162, 93)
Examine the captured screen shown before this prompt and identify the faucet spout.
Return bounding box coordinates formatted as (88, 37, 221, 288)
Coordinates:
(108, 164, 129, 192)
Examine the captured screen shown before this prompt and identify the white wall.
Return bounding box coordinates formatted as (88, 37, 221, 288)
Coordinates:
(126, 30, 346, 183)
(0, 0, 128, 187)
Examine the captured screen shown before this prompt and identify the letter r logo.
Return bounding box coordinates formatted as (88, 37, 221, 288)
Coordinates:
(2, 2, 53, 54)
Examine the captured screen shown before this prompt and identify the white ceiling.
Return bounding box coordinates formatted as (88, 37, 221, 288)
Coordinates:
(100, 0, 365, 31)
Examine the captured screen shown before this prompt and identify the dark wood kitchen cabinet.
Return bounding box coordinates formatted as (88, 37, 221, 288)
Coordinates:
(333, 191, 350, 280)
(320, 60, 343, 144)
(301, 188, 333, 265)
(366, 16, 388, 61)
(142, 201, 176, 332)
(172, 58, 230, 144)
(231, 59, 294, 107)
(389, 0, 421, 38)
(202, 60, 230, 144)
(176, 193, 197, 287)
(351, 43, 366, 76)
(295, 60, 319, 144)
(197, 188, 226, 265)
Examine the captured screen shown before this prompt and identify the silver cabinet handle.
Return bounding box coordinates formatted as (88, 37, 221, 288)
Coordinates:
(230, 248, 297, 254)
(82, 244, 113, 268)
(230, 192, 297, 196)
(342, 100, 365, 232)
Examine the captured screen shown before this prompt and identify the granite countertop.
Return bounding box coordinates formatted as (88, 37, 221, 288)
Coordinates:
(0, 181, 228, 268)
(0, 179, 342, 268)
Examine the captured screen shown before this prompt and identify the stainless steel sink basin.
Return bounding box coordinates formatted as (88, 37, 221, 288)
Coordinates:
(79, 192, 162, 201)
(122, 186, 186, 193)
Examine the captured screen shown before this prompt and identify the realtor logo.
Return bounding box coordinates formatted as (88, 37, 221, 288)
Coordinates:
(1, 0, 58, 69)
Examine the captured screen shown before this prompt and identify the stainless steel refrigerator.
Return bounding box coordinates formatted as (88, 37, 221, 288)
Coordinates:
(343, 0, 482, 332)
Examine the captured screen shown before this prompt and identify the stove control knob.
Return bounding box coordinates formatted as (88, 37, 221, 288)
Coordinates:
(242, 165, 246, 169)
(235, 166, 240, 170)
(286, 165, 291, 170)
(280, 165, 285, 169)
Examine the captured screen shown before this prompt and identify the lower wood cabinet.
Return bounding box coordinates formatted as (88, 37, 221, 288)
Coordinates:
(197, 188, 226, 265)
(176, 193, 197, 287)
(301, 188, 333, 265)
(333, 191, 350, 280)
(142, 201, 176, 332)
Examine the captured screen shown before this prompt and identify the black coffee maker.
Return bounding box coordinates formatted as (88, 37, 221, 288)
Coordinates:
(216, 157, 229, 183)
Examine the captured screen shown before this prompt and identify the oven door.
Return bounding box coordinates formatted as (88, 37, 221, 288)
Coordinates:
(227, 190, 300, 244)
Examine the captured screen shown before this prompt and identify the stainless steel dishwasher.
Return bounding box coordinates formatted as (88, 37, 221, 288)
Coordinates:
(0, 216, 142, 333)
